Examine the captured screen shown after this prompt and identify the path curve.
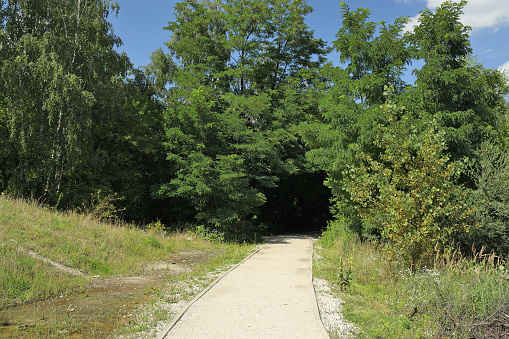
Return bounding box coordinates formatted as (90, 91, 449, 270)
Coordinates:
(158, 234, 329, 339)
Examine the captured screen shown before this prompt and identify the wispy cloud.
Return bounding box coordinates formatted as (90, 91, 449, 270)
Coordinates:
(404, 0, 509, 31)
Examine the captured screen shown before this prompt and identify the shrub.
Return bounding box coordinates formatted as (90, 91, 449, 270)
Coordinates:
(343, 99, 474, 268)
(457, 142, 509, 259)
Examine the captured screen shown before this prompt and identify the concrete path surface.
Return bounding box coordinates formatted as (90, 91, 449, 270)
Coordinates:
(158, 234, 329, 339)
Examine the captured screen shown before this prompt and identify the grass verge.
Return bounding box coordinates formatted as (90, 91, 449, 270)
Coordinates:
(0, 194, 258, 338)
(314, 227, 509, 338)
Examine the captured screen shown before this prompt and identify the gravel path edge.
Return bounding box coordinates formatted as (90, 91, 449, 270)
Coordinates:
(156, 241, 269, 339)
(310, 238, 334, 338)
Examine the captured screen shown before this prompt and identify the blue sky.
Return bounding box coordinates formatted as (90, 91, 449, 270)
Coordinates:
(112, 0, 509, 76)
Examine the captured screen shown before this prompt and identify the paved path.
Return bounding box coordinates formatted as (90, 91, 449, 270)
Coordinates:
(159, 234, 329, 339)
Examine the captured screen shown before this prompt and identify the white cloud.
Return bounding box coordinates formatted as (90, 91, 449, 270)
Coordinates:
(403, 14, 421, 33)
(498, 61, 509, 78)
(404, 0, 509, 31)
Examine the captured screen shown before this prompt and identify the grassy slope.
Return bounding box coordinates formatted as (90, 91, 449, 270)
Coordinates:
(0, 195, 255, 309)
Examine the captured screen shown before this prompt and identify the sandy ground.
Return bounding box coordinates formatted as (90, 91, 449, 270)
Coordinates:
(158, 234, 329, 339)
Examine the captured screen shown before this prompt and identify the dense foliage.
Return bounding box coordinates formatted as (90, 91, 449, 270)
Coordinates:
(343, 96, 474, 266)
(1, 0, 508, 257)
(302, 1, 508, 263)
(0, 0, 129, 199)
(147, 0, 330, 238)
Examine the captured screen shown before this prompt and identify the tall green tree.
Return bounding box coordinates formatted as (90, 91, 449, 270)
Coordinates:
(333, 2, 411, 105)
(0, 0, 130, 202)
(303, 1, 508, 242)
(150, 0, 328, 236)
(404, 0, 508, 161)
(62, 68, 169, 222)
(469, 142, 509, 258)
(301, 3, 411, 235)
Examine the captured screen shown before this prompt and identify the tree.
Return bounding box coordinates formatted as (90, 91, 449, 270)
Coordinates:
(150, 0, 328, 236)
(157, 86, 277, 237)
(333, 2, 411, 105)
(302, 1, 508, 241)
(301, 3, 411, 235)
(343, 98, 473, 267)
(403, 0, 509, 161)
(464, 142, 509, 258)
(155, 0, 327, 96)
(0, 0, 130, 203)
(0, 98, 12, 192)
(62, 68, 169, 222)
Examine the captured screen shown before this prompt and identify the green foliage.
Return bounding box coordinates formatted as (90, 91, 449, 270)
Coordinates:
(0, 1, 170, 224)
(78, 190, 125, 222)
(151, 0, 328, 236)
(158, 86, 273, 236)
(188, 225, 225, 243)
(408, 0, 471, 67)
(336, 255, 354, 291)
(316, 232, 509, 339)
(334, 2, 411, 104)
(71, 69, 169, 223)
(0, 0, 506, 247)
(159, 0, 327, 95)
(145, 220, 167, 235)
(498, 111, 509, 150)
(301, 4, 412, 237)
(0, 0, 130, 202)
(465, 142, 509, 258)
(403, 1, 509, 161)
(303, 0, 508, 264)
(343, 98, 473, 267)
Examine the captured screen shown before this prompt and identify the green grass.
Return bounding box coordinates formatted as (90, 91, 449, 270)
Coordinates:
(0, 194, 257, 309)
(0, 242, 87, 309)
(315, 226, 509, 338)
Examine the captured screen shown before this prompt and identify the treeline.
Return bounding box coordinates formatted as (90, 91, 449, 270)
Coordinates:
(0, 1, 508, 261)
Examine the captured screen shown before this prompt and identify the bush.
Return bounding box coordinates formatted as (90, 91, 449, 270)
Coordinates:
(457, 142, 509, 259)
(343, 99, 474, 268)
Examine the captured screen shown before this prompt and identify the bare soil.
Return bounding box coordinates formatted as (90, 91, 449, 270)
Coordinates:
(0, 250, 217, 338)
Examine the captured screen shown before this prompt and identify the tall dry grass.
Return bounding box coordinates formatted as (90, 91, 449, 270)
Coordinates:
(315, 226, 509, 338)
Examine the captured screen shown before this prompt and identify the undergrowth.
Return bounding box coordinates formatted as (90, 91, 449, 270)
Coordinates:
(315, 223, 509, 338)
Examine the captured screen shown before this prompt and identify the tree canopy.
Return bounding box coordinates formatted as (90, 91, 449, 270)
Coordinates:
(0, 0, 508, 258)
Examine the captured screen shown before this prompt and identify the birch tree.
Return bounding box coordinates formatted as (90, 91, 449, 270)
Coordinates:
(0, 0, 130, 201)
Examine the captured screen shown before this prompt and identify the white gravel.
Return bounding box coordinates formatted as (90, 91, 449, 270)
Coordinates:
(313, 277, 359, 338)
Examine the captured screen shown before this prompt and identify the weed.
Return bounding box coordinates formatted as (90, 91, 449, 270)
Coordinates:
(315, 230, 509, 338)
(336, 256, 354, 291)
(142, 235, 163, 249)
(79, 190, 125, 221)
(130, 323, 149, 333)
(188, 225, 225, 242)
(145, 220, 166, 236)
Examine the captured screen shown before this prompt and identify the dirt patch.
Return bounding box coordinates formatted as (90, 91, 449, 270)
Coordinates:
(0, 250, 217, 338)
(142, 250, 216, 274)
